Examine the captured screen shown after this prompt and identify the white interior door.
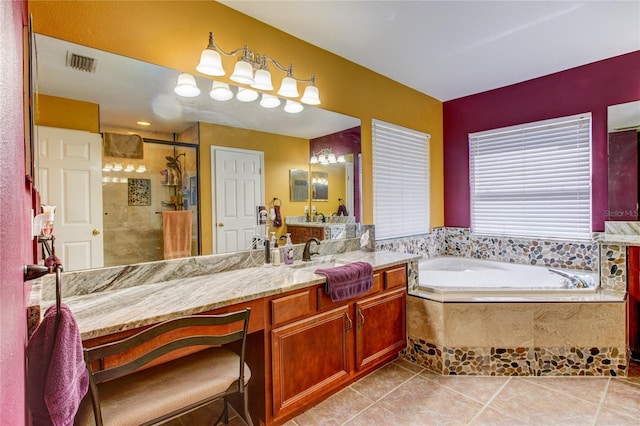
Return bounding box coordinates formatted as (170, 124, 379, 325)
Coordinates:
(37, 126, 104, 271)
(211, 146, 264, 253)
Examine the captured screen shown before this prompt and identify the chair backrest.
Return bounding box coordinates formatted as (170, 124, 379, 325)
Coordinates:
(83, 309, 251, 424)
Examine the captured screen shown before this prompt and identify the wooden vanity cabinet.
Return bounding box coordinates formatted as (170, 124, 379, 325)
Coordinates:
(269, 264, 407, 423)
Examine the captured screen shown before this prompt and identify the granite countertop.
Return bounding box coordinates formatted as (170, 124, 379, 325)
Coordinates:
(47, 251, 418, 341)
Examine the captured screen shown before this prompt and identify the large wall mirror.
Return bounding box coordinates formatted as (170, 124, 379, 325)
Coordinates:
(32, 33, 361, 271)
(607, 100, 640, 221)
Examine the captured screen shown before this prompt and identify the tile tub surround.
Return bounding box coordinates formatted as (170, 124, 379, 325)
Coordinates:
(35, 250, 418, 341)
(405, 295, 627, 376)
(377, 227, 632, 293)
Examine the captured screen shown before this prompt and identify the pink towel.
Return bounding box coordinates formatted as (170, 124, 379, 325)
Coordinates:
(27, 304, 88, 426)
(162, 210, 192, 259)
(316, 261, 373, 302)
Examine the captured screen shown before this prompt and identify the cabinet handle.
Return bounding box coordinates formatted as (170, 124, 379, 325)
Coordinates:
(345, 313, 353, 333)
(358, 309, 365, 329)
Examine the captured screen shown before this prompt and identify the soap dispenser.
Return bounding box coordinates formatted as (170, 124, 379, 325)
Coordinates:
(283, 233, 295, 265)
(272, 234, 281, 266)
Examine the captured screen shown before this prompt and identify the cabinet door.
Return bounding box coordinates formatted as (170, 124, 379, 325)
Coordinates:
(271, 306, 352, 418)
(355, 289, 406, 371)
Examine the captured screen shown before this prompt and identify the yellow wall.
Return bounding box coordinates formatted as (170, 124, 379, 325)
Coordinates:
(36, 94, 99, 132)
(199, 122, 309, 252)
(30, 0, 444, 238)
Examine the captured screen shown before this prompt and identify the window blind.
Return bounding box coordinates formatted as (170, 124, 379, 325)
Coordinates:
(372, 119, 431, 240)
(469, 113, 592, 240)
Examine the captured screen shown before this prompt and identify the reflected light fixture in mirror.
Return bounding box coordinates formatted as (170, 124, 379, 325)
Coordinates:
(236, 87, 259, 102)
(174, 73, 201, 97)
(284, 100, 304, 114)
(260, 94, 281, 108)
(209, 81, 233, 101)
(310, 148, 345, 165)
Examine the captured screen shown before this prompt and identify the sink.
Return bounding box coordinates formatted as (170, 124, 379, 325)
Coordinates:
(289, 257, 346, 269)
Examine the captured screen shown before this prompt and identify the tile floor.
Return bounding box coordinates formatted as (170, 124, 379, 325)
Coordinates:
(173, 359, 640, 425)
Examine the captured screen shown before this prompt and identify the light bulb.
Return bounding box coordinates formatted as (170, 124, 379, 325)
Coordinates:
(259, 94, 281, 108)
(209, 81, 233, 101)
(278, 76, 299, 98)
(236, 87, 259, 102)
(196, 49, 225, 76)
(251, 69, 274, 91)
(230, 60, 255, 85)
(301, 85, 321, 105)
(284, 100, 303, 113)
(174, 73, 200, 97)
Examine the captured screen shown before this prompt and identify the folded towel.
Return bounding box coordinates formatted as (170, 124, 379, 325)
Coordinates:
(316, 261, 373, 302)
(103, 132, 143, 159)
(27, 304, 88, 426)
(162, 210, 192, 259)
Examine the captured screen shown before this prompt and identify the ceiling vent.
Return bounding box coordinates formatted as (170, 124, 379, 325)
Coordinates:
(66, 51, 97, 73)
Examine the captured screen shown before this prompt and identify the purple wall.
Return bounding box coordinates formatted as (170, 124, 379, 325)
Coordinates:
(311, 127, 362, 221)
(1, 1, 31, 424)
(443, 51, 640, 231)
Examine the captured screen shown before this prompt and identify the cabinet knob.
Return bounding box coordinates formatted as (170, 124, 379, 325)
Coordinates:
(92, 228, 101, 236)
(217, 222, 224, 227)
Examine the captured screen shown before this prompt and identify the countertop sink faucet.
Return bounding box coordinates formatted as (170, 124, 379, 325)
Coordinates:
(317, 213, 325, 223)
(302, 238, 321, 261)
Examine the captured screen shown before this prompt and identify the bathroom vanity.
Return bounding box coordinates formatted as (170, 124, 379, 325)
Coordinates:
(34, 250, 417, 425)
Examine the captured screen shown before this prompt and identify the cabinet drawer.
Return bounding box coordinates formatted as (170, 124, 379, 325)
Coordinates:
(384, 265, 407, 289)
(271, 290, 312, 327)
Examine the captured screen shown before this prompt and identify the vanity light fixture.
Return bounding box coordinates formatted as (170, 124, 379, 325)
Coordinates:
(310, 148, 344, 165)
(112, 163, 123, 172)
(102, 163, 114, 172)
(124, 164, 135, 173)
(136, 165, 147, 173)
(195, 32, 321, 105)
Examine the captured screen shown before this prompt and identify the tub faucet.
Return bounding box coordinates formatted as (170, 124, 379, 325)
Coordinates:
(302, 238, 321, 261)
(548, 269, 589, 288)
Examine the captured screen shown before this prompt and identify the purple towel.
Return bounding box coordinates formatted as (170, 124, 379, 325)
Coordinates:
(316, 261, 373, 302)
(27, 304, 88, 426)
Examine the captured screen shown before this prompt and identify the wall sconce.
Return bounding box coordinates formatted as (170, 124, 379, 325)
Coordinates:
(310, 148, 345, 165)
(175, 31, 321, 114)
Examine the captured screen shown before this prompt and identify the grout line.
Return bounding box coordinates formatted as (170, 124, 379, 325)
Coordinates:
(339, 365, 423, 425)
(592, 377, 611, 426)
(465, 376, 512, 425)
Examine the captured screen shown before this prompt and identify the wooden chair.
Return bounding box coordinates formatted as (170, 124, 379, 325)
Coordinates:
(74, 309, 253, 426)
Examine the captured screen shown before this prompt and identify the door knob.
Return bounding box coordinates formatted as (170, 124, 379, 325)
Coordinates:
(217, 222, 224, 227)
(92, 228, 101, 236)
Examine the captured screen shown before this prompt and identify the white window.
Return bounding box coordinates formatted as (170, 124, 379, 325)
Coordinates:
(372, 119, 431, 240)
(469, 113, 592, 240)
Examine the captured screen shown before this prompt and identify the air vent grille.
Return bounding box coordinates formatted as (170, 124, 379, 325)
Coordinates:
(66, 52, 97, 73)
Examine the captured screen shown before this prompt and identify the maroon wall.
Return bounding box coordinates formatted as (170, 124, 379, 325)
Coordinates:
(310, 126, 362, 221)
(443, 51, 640, 231)
(0, 1, 32, 424)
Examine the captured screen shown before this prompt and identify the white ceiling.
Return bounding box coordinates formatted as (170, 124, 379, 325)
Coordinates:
(221, 0, 640, 101)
